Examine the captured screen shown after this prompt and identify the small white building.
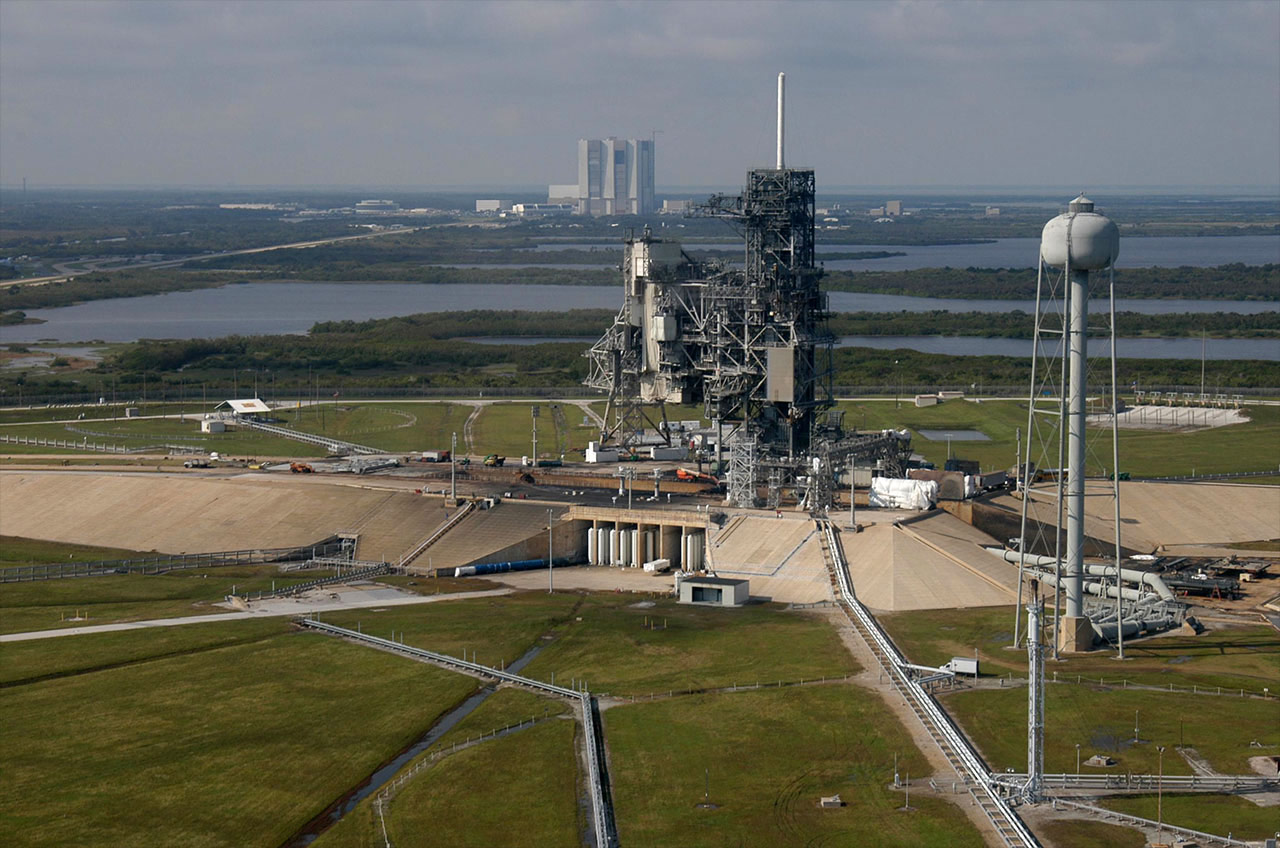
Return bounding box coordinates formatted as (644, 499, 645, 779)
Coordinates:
(678, 576, 748, 607)
(200, 418, 226, 434)
(214, 398, 271, 418)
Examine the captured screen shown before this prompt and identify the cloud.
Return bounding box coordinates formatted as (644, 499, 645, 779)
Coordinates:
(1, 0, 1276, 187)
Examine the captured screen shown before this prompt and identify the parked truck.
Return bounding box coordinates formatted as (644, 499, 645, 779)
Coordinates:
(483, 454, 506, 467)
(420, 450, 451, 462)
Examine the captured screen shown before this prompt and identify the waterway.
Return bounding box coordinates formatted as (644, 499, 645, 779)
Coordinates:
(281, 641, 545, 847)
(2, 282, 1275, 344)
(533, 234, 1279, 271)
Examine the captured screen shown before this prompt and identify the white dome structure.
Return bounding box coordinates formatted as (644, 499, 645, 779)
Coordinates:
(1040, 195, 1119, 271)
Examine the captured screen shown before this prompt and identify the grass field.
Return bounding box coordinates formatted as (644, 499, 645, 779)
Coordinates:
(384, 721, 581, 848)
(519, 595, 859, 696)
(943, 685, 1279, 776)
(837, 398, 1280, 479)
(0, 564, 337, 634)
(310, 681, 577, 847)
(0, 534, 154, 564)
(1036, 819, 1145, 847)
(605, 685, 984, 847)
(0, 417, 329, 457)
(431, 684, 570, 750)
(880, 605, 1280, 693)
(1100, 793, 1280, 840)
(0, 630, 479, 848)
(0, 617, 292, 685)
(321, 590, 583, 670)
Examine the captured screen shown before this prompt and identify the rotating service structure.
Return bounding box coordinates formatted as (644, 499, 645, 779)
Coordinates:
(585, 73, 909, 509)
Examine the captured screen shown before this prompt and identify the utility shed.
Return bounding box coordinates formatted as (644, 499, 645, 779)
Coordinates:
(679, 576, 748, 607)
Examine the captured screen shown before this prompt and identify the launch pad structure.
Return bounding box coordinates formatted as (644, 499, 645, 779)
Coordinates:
(585, 74, 909, 510)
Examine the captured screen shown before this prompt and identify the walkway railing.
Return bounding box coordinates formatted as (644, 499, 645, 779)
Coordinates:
(818, 518, 1040, 848)
(236, 419, 382, 455)
(1049, 798, 1251, 847)
(298, 619, 619, 848)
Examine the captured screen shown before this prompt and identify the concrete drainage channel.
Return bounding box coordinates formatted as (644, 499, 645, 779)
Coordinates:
(297, 619, 619, 848)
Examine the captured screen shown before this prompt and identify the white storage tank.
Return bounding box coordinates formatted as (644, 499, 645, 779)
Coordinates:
(609, 529, 620, 566)
(587, 528, 598, 565)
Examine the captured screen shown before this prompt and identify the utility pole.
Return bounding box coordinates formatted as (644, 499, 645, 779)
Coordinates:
(547, 507, 554, 593)
(531, 405, 539, 465)
(450, 431, 457, 502)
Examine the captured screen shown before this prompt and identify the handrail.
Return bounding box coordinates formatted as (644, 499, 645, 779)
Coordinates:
(819, 519, 1040, 847)
(298, 620, 618, 848)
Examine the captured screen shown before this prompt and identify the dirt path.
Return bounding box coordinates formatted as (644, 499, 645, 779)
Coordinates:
(818, 608, 1009, 846)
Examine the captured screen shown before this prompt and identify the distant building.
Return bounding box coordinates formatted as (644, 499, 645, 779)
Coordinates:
(985, 206, 1001, 217)
(576, 138, 655, 216)
(661, 199, 690, 214)
(885, 200, 902, 216)
(512, 203, 574, 217)
(547, 185, 579, 205)
(869, 206, 885, 216)
(355, 199, 400, 214)
(475, 199, 511, 213)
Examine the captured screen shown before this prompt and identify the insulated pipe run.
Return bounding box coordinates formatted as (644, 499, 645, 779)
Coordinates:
(984, 547, 1175, 602)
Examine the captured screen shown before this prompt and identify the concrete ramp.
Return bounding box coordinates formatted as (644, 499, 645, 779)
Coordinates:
(708, 515, 833, 604)
(350, 495, 451, 563)
(0, 472, 404, 554)
(411, 502, 569, 570)
(986, 481, 1280, 553)
(843, 519, 1017, 613)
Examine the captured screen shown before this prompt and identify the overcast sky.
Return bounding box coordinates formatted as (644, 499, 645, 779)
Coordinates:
(2, 0, 1277, 190)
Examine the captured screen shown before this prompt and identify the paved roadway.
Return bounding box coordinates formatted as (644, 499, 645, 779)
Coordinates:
(0, 585, 512, 643)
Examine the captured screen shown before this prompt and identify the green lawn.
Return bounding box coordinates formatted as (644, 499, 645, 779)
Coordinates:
(0, 631, 479, 848)
(0, 418, 328, 457)
(1036, 819, 1145, 847)
(519, 595, 859, 696)
(880, 606, 1280, 694)
(605, 685, 985, 847)
(310, 682, 576, 848)
(0, 534, 156, 564)
(321, 590, 582, 670)
(837, 398, 1280, 479)
(431, 684, 570, 750)
(385, 721, 581, 848)
(943, 685, 1279, 775)
(1100, 793, 1280, 841)
(0, 565, 337, 634)
(0, 617, 292, 685)
(284, 402, 468, 453)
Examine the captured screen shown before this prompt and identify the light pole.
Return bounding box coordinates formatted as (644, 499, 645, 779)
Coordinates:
(1156, 745, 1165, 839)
(1133, 709, 1139, 743)
(1075, 743, 1081, 774)
(547, 507, 554, 594)
(945, 433, 953, 460)
(894, 360, 901, 408)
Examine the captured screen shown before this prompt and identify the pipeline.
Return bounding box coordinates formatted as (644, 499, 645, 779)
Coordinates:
(439, 557, 575, 578)
(984, 548, 1175, 601)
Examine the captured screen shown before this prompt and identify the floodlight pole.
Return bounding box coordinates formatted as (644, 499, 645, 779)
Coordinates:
(547, 507, 554, 594)
(450, 431, 457, 501)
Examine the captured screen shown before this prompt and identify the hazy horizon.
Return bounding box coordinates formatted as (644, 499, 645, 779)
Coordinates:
(3, 0, 1278, 190)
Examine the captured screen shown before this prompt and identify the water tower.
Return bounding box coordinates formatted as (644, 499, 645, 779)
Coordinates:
(1039, 195, 1120, 652)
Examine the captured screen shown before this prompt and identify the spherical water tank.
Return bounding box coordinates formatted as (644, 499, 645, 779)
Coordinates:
(1040, 195, 1119, 271)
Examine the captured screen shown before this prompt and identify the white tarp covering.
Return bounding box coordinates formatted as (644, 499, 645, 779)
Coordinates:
(869, 477, 938, 510)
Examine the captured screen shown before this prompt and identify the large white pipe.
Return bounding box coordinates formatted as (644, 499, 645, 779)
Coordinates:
(1066, 267, 1088, 619)
(985, 548, 1174, 602)
(776, 72, 785, 169)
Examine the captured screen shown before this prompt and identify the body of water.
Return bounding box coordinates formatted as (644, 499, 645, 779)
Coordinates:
(536, 235, 1278, 271)
(3, 282, 1274, 344)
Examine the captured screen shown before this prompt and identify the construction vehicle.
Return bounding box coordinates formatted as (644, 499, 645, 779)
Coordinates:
(484, 454, 506, 467)
(676, 467, 716, 483)
(289, 462, 314, 474)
